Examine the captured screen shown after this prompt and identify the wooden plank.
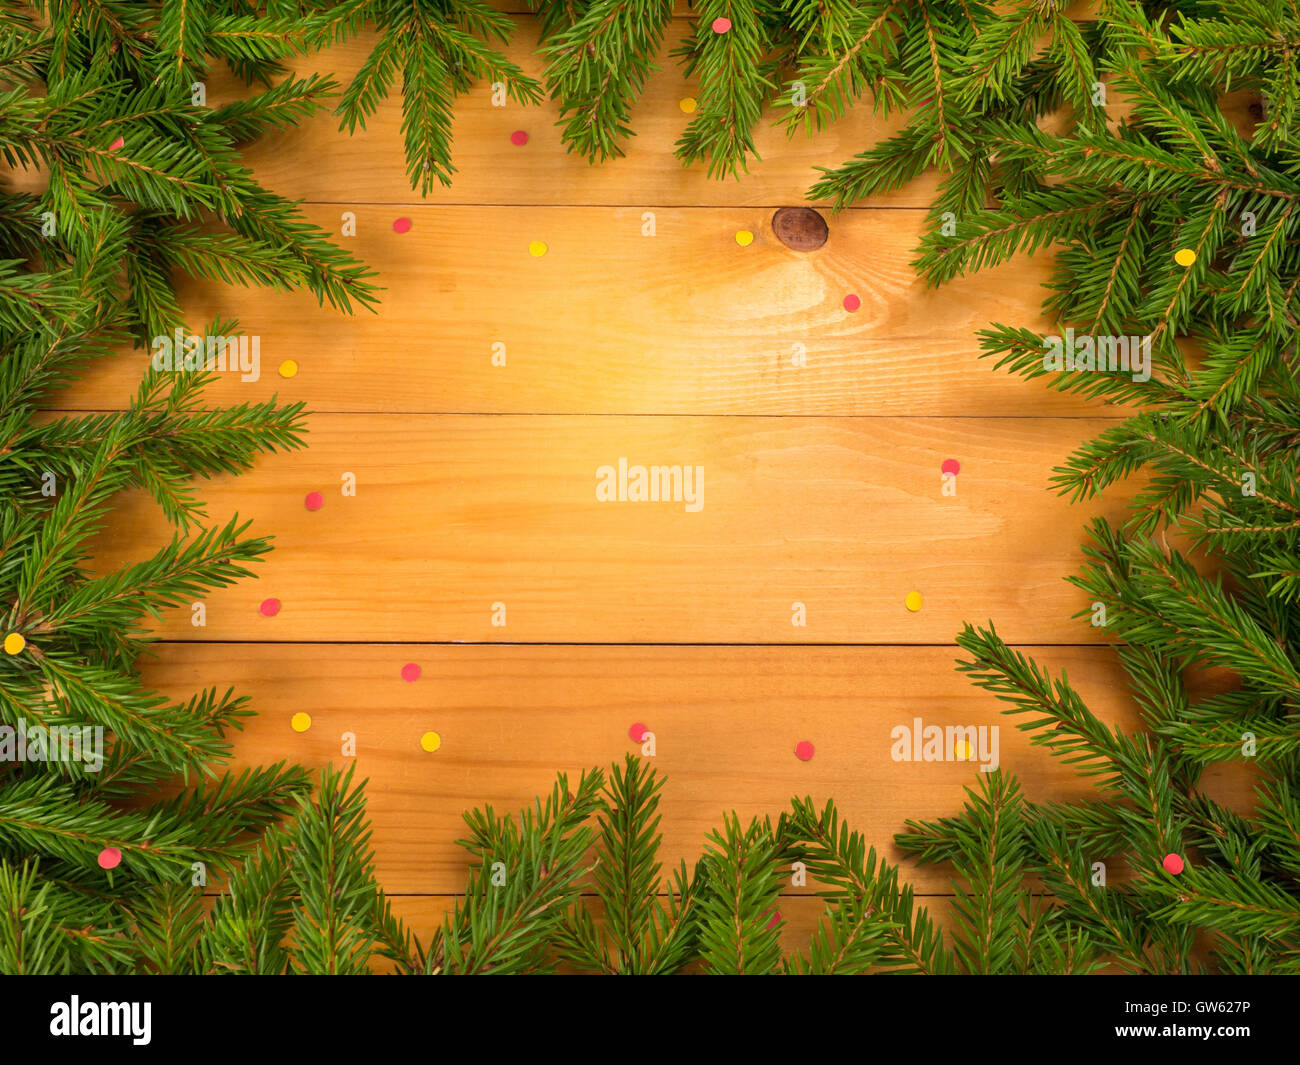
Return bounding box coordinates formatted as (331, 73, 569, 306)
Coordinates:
(200, 21, 1256, 209)
(3, 23, 935, 210)
(142, 643, 1255, 895)
(219, 21, 943, 210)
(51, 205, 1107, 417)
(88, 414, 1125, 644)
(7, 18, 1257, 225)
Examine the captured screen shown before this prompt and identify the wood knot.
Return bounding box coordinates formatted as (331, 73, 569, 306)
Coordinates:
(772, 207, 829, 251)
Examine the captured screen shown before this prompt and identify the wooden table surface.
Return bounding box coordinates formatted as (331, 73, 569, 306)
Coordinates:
(45, 16, 1255, 956)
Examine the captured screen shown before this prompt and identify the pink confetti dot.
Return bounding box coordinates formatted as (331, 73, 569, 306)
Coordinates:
(304, 491, 324, 511)
(843, 293, 861, 312)
(109, 136, 124, 151)
(259, 598, 280, 617)
(765, 908, 781, 930)
(712, 16, 732, 33)
(401, 663, 421, 682)
(97, 847, 121, 870)
(629, 722, 648, 742)
(941, 459, 960, 476)
(795, 740, 815, 761)
(1162, 853, 1184, 875)
(392, 217, 412, 234)
(510, 130, 529, 146)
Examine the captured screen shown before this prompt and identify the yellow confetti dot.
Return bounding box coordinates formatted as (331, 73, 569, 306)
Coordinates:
(529, 241, 548, 257)
(420, 731, 441, 753)
(905, 592, 923, 612)
(735, 230, 754, 247)
(290, 712, 312, 733)
(679, 97, 697, 114)
(954, 740, 973, 761)
(278, 360, 298, 378)
(1174, 248, 1197, 267)
(3, 632, 25, 655)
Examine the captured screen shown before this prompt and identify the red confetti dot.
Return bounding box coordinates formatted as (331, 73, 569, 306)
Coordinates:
(712, 16, 732, 32)
(795, 740, 815, 761)
(510, 130, 529, 146)
(392, 217, 412, 234)
(401, 663, 421, 682)
(304, 491, 324, 511)
(941, 459, 961, 476)
(843, 293, 861, 312)
(259, 598, 280, 617)
(765, 909, 781, 930)
(109, 136, 124, 151)
(97, 847, 121, 870)
(629, 722, 648, 742)
(1162, 853, 1184, 874)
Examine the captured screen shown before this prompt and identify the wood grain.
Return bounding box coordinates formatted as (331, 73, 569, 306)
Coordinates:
(144, 643, 1254, 895)
(86, 414, 1127, 644)
(201, 19, 1256, 209)
(16, 1, 1242, 930)
(52, 204, 1108, 418)
(217, 20, 943, 211)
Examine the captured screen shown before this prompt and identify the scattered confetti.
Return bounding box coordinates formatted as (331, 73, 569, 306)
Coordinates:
(510, 130, 529, 146)
(278, 359, 298, 379)
(109, 136, 124, 152)
(393, 217, 412, 234)
(794, 740, 815, 761)
(97, 847, 122, 870)
(401, 662, 421, 682)
(304, 491, 324, 511)
(3, 632, 25, 655)
(529, 240, 548, 257)
(1162, 853, 1185, 875)
(291, 712, 312, 733)
(259, 597, 281, 617)
(679, 97, 697, 114)
(765, 909, 781, 930)
(843, 293, 861, 312)
(712, 16, 732, 32)
(1174, 247, 1196, 267)
(941, 459, 961, 476)
(629, 722, 648, 742)
(905, 591, 923, 612)
(735, 229, 754, 246)
(420, 731, 441, 752)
